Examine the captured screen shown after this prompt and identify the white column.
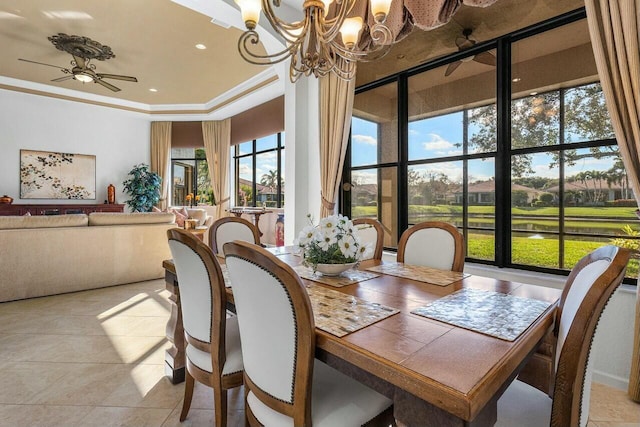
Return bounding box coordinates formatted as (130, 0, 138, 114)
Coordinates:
(284, 76, 321, 244)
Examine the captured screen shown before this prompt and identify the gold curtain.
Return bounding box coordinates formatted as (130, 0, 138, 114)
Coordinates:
(584, 0, 640, 401)
(202, 119, 231, 220)
(150, 121, 172, 210)
(319, 58, 356, 218)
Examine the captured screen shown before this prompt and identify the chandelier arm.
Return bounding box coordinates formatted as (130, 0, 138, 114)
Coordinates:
(333, 23, 393, 61)
(238, 31, 300, 65)
(318, 0, 355, 43)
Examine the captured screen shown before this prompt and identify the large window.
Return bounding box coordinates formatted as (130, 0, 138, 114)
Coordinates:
(234, 133, 285, 208)
(343, 11, 638, 281)
(170, 148, 212, 207)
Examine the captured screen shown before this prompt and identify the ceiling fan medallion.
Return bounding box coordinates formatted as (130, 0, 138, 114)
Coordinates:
(48, 33, 114, 61)
(18, 34, 137, 92)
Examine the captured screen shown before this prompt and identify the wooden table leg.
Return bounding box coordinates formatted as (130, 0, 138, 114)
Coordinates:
(165, 269, 185, 384)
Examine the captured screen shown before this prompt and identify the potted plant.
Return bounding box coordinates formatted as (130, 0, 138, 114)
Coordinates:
(122, 163, 161, 212)
(294, 214, 372, 275)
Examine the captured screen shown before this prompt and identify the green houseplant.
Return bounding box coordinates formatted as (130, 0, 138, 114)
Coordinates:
(122, 163, 161, 212)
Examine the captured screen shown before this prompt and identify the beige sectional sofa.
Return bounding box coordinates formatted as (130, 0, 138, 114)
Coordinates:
(0, 212, 176, 302)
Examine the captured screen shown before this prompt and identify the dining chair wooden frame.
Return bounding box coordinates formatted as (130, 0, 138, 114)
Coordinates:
(496, 245, 630, 427)
(167, 229, 243, 427)
(223, 241, 394, 427)
(550, 245, 630, 426)
(397, 221, 465, 272)
(353, 217, 384, 260)
(209, 216, 261, 255)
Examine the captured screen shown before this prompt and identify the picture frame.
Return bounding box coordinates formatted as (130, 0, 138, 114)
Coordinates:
(19, 149, 96, 200)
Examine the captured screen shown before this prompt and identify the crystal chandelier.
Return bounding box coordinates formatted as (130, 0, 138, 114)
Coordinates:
(234, 0, 394, 81)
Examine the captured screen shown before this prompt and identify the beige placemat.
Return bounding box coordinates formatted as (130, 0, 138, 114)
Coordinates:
(366, 262, 469, 286)
(294, 265, 380, 288)
(306, 284, 399, 337)
(411, 288, 553, 341)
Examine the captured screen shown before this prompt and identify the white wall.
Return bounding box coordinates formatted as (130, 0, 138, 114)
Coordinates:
(0, 89, 151, 207)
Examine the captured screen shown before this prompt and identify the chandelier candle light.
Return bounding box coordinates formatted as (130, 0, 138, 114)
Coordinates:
(234, 0, 394, 81)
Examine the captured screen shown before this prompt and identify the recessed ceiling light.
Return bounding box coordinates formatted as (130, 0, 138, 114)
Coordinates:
(396, 54, 405, 59)
(195, 44, 207, 50)
(149, 88, 158, 92)
(530, 91, 538, 96)
(512, 77, 521, 83)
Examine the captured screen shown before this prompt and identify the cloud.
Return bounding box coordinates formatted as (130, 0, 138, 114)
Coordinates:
(353, 134, 377, 145)
(352, 170, 377, 185)
(422, 133, 455, 151)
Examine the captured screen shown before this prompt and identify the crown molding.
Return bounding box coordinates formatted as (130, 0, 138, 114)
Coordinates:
(0, 67, 283, 120)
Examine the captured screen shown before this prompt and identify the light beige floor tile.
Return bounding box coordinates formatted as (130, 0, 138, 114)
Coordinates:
(0, 404, 93, 427)
(101, 364, 183, 409)
(590, 383, 640, 423)
(29, 363, 132, 406)
(78, 406, 172, 427)
(0, 361, 71, 404)
(161, 406, 246, 427)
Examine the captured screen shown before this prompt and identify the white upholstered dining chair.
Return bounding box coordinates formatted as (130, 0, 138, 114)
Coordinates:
(223, 240, 395, 427)
(167, 229, 243, 427)
(496, 245, 630, 427)
(209, 216, 261, 255)
(397, 221, 465, 272)
(353, 217, 384, 260)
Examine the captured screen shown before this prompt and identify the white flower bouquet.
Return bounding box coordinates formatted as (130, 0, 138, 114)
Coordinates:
(294, 214, 372, 272)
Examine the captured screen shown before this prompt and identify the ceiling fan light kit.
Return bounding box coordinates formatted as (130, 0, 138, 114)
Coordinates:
(444, 28, 496, 77)
(18, 33, 138, 92)
(234, 0, 394, 82)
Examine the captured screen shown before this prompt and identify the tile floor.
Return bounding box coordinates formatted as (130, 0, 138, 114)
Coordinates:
(0, 280, 637, 427)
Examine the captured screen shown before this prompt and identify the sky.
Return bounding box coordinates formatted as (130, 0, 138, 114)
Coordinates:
(350, 114, 617, 187)
(237, 134, 285, 184)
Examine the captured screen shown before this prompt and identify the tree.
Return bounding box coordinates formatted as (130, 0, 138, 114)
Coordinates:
(468, 83, 622, 181)
(260, 170, 279, 193)
(122, 163, 161, 212)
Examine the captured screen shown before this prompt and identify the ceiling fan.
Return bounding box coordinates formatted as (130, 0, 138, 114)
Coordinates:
(18, 33, 137, 92)
(444, 28, 496, 77)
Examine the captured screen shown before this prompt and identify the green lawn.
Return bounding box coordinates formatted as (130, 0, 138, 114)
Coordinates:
(353, 204, 639, 278)
(354, 204, 638, 218)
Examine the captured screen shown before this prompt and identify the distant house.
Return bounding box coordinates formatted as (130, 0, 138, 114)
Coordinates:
(238, 178, 284, 206)
(352, 183, 378, 205)
(454, 181, 542, 205)
(545, 178, 634, 204)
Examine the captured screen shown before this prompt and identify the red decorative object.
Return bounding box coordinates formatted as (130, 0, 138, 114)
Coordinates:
(275, 214, 285, 247)
(107, 184, 116, 204)
(0, 195, 13, 204)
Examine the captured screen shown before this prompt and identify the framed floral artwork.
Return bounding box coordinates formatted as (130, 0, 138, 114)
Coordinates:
(20, 149, 96, 199)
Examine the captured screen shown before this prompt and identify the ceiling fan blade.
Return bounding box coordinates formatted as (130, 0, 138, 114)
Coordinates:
(445, 61, 462, 77)
(51, 75, 74, 82)
(455, 37, 475, 50)
(473, 51, 497, 66)
(96, 73, 138, 82)
(18, 58, 68, 71)
(95, 78, 121, 92)
(72, 55, 86, 69)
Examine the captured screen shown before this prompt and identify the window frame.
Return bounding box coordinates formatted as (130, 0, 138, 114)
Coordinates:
(233, 132, 285, 208)
(342, 8, 636, 283)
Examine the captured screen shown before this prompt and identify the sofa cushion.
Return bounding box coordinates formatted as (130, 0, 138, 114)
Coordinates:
(88, 212, 175, 226)
(0, 214, 88, 230)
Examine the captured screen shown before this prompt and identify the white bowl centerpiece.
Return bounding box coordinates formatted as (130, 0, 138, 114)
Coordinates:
(294, 214, 372, 276)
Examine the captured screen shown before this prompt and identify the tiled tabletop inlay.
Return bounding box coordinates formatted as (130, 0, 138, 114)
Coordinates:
(294, 265, 380, 288)
(411, 288, 553, 341)
(306, 284, 399, 337)
(366, 262, 469, 286)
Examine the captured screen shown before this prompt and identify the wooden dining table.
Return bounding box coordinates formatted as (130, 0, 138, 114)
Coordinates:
(162, 248, 561, 427)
